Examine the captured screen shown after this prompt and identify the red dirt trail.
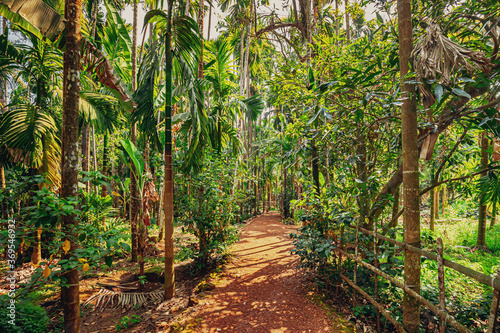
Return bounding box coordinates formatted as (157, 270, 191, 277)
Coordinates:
(194, 211, 334, 332)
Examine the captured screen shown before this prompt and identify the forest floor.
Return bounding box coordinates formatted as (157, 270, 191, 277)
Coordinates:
(29, 212, 358, 332)
(180, 211, 355, 333)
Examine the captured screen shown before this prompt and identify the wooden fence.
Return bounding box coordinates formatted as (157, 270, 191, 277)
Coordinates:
(335, 222, 500, 332)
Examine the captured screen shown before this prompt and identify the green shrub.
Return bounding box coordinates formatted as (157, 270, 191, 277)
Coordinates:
(0, 302, 50, 333)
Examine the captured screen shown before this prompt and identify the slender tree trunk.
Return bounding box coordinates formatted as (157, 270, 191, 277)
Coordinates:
(62, 0, 82, 331)
(398, 0, 421, 331)
(391, 185, 400, 226)
(430, 163, 435, 231)
(267, 182, 271, 212)
(207, 4, 212, 41)
(239, 27, 246, 96)
(90, 0, 98, 40)
(490, 205, 497, 229)
(441, 185, 446, 216)
(477, 132, 488, 249)
(197, 0, 204, 79)
(243, 23, 251, 97)
(91, 125, 97, 174)
(335, 0, 339, 43)
(101, 133, 108, 197)
(81, 126, 90, 192)
(130, 0, 139, 262)
(430, 189, 436, 231)
(356, 131, 368, 225)
(0, 165, 6, 219)
(345, 0, 350, 41)
(434, 186, 440, 220)
(164, 0, 175, 300)
(311, 140, 320, 196)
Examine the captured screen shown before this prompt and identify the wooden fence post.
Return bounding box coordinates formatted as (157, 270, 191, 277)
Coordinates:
(374, 220, 380, 332)
(488, 264, 500, 332)
(437, 238, 446, 333)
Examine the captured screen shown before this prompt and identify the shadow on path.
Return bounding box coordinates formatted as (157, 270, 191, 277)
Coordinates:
(196, 212, 334, 333)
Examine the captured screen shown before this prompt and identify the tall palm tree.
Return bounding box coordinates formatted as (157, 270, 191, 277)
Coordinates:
(144, 0, 202, 299)
(61, 2, 82, 333)
(397, 0, 420, 331)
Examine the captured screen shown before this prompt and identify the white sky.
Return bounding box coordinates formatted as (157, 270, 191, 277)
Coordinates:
(122, 1, 385, 40)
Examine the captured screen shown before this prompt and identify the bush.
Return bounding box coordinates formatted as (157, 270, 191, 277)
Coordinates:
(0, 301, 50, 333)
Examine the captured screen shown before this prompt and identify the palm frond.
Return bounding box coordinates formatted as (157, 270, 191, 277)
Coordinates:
(79, 90, 122, 133)
(0, 104, 59, 168)
(83, 288, 164, 310)
(412, 23, 491, 85)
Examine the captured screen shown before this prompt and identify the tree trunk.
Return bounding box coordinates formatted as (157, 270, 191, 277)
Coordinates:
(0, 165, 6, 219)
(91, 125, 97, 189)
(434, 186, 440, 220)
(391, 185, 400, 227)
(130, 0, 139, 263)
(441, 185, 446, 216)
(164, 0, 175, 300)
(398, 0, 421, 331)
(197, 0, 204, 79)
(61, 0, 82, 331)
(81, 0, 91, 193)
(477, 132, 488, 249)
(311, 140, 320, 196)
(101, 133, 108, 197)
(490, 205, 496, 229)
(356, 132, 368, 225)
(239, 27, 245, 96)
(345, 0, 350, 41)
(81, 125, 90, 192)
(430, 163, 435, 231)
(207, 4, 212, 40)
(430, 187, 436, 231)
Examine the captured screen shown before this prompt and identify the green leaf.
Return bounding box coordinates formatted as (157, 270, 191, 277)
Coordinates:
(376, 12, 384, 23)
(119, 242, 131, 252)
(144, 9, 168, 26)
(104, 0, 132, 62)
(451, 88, 471, 99)
(104, 256, 113, 267)
(0, 1, 64, 42)
(308, 67, 315, 87)
(434, 84, 444, 103)
(120, 139, 144, 189)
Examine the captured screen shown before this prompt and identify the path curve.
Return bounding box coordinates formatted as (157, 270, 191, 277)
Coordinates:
(196, 212, 333, 332)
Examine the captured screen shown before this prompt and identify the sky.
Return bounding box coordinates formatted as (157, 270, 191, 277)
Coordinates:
(122, 1, 385, 40)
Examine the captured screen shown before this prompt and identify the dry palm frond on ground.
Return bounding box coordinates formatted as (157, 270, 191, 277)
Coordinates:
(83, 288, 164, 309)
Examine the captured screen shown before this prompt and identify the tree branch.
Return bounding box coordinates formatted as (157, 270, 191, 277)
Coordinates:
(254, 22, 300, 38)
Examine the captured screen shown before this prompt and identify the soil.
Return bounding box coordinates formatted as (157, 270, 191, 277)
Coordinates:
(184, 211, 352, 333)
(38, 212, 357, 332)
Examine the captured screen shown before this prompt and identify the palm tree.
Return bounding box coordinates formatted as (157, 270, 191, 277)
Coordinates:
(397, 0, 420, 331)
(61, 2, 82, 333)
(144, 0, 202, 299)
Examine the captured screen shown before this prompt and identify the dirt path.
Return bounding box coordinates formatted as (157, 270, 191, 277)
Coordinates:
(194, 212, 334, 332)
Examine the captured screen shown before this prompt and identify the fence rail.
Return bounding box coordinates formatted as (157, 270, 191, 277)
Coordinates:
(335, 224, 500, 332)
